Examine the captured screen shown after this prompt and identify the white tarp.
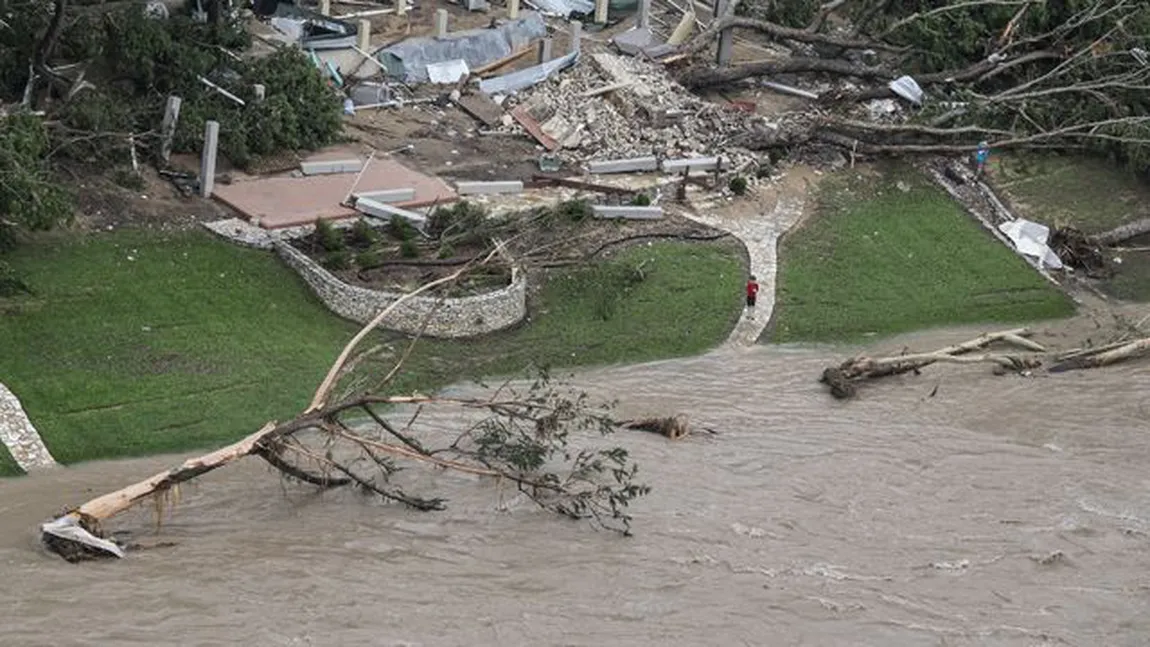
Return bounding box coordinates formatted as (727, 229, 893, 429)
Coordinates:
(888, 75, 924, 105)
(427, 59, 470, 84)
(41, 516, 125, 558)
(999, 218, 1064, 270)
(479, 51, 579, 95)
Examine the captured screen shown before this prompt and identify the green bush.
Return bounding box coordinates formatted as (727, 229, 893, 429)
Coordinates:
(400, 239, 420, 258)
(631, 193, 652, 206)
(0, 114, 72, 251)
(554, 199, 593, 222)
(323, 250, 352, 270)
(388, 215, 416, 241)
(427, 201, 488, 240)
(350, 218, 379, 247)
(728, 176, 748, 196)
(437, 243, 456, 259)
(355, 249, 385, 269)
(314, 218, 344, 252)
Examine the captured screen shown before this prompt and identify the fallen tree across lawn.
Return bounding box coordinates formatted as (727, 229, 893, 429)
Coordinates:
(40, 247, 654, 562)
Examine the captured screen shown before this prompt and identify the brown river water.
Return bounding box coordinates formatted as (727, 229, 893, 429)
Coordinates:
(2, 330, 1149, 646)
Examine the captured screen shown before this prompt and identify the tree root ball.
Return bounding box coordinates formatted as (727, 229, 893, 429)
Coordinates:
(819, 367, 857, 399)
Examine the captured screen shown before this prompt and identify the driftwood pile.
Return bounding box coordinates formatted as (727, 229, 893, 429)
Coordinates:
(821, 328, 1150, 399)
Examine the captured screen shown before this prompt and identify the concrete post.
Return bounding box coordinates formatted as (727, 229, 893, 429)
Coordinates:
(435, 9, 449, 38)
(593, 0, 608, 24)
(319, 0, 330, 16)
(537, 37, 553, 64)
(253, 84, 266, 102)
(507, 0, 519, 19)
(714, 0, 733, 66)
(396, 0, 408, 15)
(637, 0, 651, 29)
(569, 20, 582, 55)
(159, 95, 182, 164)
(357, 19, 371, 52)
(199, 120, 219, 198)
(667, 10, 695, 46)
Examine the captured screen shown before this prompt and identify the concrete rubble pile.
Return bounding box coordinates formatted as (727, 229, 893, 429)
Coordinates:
(496, 52, 780, 171)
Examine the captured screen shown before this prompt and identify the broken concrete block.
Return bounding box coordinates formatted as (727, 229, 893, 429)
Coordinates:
(300, 159, 365, 175)
(355, 198, 427, 226)
(663, 156, 724, 173)
(456, 181, 524, 195)
(592, 205, 663, 219)
(588, 156, 659, 174)
(353, 188, 416, 203)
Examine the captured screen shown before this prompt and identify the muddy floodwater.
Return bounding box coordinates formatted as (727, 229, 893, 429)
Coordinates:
(3, 330, 1149, 646)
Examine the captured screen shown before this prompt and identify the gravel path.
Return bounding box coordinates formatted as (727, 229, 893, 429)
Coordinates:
(683, 185, 808, 347)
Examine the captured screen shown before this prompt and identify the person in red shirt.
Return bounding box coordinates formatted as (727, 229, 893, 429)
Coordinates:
(745, 275, 760, 318)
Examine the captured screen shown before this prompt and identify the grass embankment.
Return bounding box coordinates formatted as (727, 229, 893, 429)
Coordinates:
(0, 230, 742, 475)
(771, 164, 1075, 342)
(992, 154, 1150, 302)
(0, 445, 19, 475)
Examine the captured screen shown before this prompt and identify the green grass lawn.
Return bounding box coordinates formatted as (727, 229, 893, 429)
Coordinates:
(0, 445, 18, 475)
(991, 153, 1150, 301)
(770, 164, 1075, 343)
(0, 230, 742, 475)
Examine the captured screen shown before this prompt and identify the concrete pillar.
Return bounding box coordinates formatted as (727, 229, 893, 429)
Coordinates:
(569, 20, 582, 55)
(507, 0, 519, 19)
(357, 19, 371, 52)
(435, 9, 448, 38)
(319, 0, 330, 16)
(159, 95, 182, 163)
(199, 120, 219, 198)
(594, 0, 608, 24)
(253, 84, 266, 102)
(396, 0, 408, 15)
(637, 0, 651, 29)
(537, 37, 553, 64)
(667, 10, 695, 46)
(714, 0, 733, 66)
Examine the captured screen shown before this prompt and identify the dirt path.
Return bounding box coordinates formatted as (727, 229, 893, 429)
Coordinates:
(0, 383, 56, 471)
(682, 170, 815, 347)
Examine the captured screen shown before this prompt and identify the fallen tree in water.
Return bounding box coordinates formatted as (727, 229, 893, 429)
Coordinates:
(820, 327, 1150, 399)
(40, 250, 653, 562)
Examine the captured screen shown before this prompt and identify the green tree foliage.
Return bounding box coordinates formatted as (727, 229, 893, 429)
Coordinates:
(852, 0, 1150, 172)
(737, 0, 820, 28)
(0, 113, 72, 251)
(1, 4, 342, 169)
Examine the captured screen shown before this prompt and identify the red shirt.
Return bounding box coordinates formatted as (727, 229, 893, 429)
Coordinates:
(746, 281, 759, 297)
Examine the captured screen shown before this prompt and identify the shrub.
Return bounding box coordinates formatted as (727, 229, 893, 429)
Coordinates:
(350, 218, 379, 247)
(437, 243, 456, 259)
(427, 200, 488, 240)
(323, 250, 352, 270)
(631, 193, 652, 206)
(554, 199, 593, 222)
(400, 239, 420, 258)
(355, 249, 385, 269)
(314, 218, 344, 252)
(728, 176, 749, 196)
(388, 215, 416, 241)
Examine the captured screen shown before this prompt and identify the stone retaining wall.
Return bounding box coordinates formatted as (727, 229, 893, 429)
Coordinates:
(274, 242, 527, 338)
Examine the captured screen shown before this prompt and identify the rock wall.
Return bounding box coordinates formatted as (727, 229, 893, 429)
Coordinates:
(274, 242, 527, 338)
(0, 382, 56, 471)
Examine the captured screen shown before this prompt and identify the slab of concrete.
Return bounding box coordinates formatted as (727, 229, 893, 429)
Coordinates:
(663, 156, 724, 173)
(354, 188, 416, 203)
(592, 205, 663, 219)
(355, 198, 428, 227)
(588, 156, 659, 174)
(213, 157, 457, 229)
(456, 181, 524, 195)
(300, 158, 365, 175)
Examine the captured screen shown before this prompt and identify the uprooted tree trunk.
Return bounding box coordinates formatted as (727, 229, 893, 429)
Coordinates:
(1093, 218, 1150, 247)
(675, 0, 1150, 161)
(820, 328, 1150, 399)
(40, 248, 661, 562)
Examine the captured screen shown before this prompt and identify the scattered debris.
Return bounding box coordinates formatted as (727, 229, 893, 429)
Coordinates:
(376, 13, 546, 83)
(998, 219, 1063, 270)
